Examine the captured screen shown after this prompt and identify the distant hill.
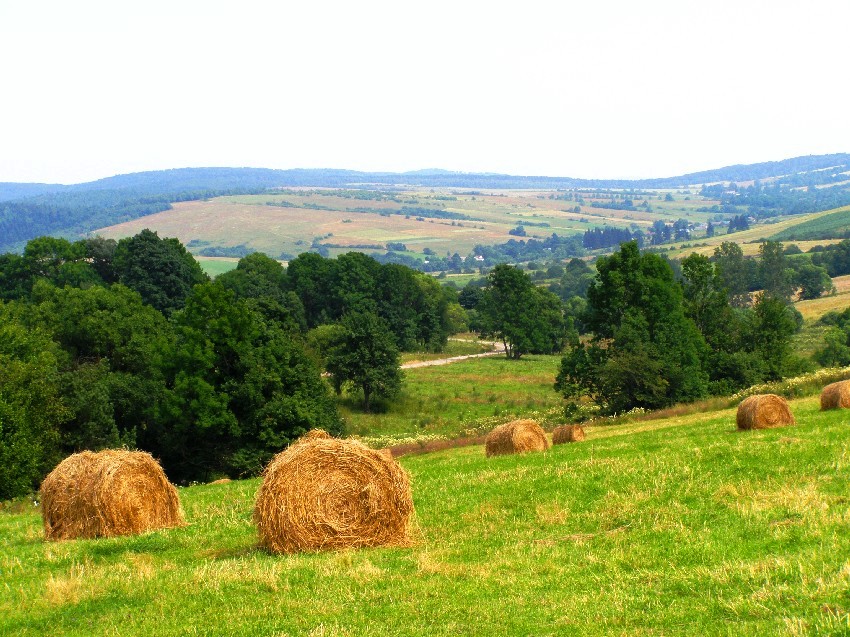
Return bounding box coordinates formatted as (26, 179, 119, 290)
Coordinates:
(1, 154, 849, 253)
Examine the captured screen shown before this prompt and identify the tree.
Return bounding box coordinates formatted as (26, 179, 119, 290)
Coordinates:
(0, 310, 67, 499)
(794, 263, 833, 300)
(814, 328, 850, 367)
(157, 282, 341, 480)
(758, 241, 794, 303)
(218, 252, 306, 332)
(324, 311, 402, 412)
(557, 242, 707, 414)
(745, 294, 799, 380)
(712, 242, 751, 307)
(24, 282, 173, 452)
(478, 265, 566, 359)
(112, 229, 208, 315)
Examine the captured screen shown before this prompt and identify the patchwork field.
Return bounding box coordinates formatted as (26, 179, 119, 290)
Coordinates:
(3, 394, 850, 636)
(93, 188, 721, 260)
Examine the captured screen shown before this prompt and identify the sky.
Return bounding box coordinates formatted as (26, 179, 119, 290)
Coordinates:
(1, 0, 849, 184)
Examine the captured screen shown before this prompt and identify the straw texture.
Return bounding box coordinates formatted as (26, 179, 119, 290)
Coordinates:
(552, 424, 586, 444)
(254, 435, 414, 554)
(736, 394, 796, 430)
(40, 450, 184, 541)
(820, 380, 850, 410)
(485, 419, 549, 457)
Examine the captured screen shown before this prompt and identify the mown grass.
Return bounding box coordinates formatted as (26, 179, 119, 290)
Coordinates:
(3, 395, 850, 635)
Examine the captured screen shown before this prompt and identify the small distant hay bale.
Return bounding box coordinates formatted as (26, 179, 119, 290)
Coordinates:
(254, 436, 414, 554)
(485, 419, 549, 457)
(820, 380, 850, 410)
(552, 424, 586, 445)
(209, 478, 231, 485)
(40, 450, 184, 541)
(736, 394, 796, 430)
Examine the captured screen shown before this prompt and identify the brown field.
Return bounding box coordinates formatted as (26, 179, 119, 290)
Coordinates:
(795, 275, 850, 321)
(92, 188, 720, 259)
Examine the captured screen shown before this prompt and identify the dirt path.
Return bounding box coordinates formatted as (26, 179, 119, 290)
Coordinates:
(400, 340, 506, 369)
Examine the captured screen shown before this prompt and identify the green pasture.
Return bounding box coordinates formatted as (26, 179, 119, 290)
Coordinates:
(3, 395, 850, 635)
(195, 258, 239, 278)
(340, 355, 565, 444)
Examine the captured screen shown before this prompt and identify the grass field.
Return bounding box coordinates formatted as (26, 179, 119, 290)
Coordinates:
(340, 355, 564, 445)
(795, 274, 850, 321)
(3, 394, 850, 636)
(196, 257, 240, 277)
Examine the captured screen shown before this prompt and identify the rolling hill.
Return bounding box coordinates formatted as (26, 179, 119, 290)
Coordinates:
(2, 154, 850, 254)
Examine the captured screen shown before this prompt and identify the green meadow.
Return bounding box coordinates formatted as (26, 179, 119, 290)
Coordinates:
(3, 394, 850, 636)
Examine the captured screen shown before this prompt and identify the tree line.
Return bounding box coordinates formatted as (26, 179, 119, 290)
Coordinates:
(0, 231, 464, 497)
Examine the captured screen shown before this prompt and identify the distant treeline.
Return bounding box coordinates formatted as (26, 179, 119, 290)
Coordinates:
(699, 176, 850, 219)
(582, 227, 641, 250)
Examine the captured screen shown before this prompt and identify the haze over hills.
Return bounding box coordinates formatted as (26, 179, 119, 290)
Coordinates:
(1, 153, 849, 254)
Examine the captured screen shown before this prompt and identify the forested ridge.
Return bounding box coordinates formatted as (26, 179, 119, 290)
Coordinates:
(2, 154, 849, 253)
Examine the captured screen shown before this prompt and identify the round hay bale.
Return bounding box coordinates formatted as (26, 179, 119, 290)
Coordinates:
(40, 450, 184, 541)
(736, 394, 796, 430)
(485, 419, 549, 457)
(820, 380, 850, 410)
(254, 437, 414, 554)
(552, 424, 586, 444)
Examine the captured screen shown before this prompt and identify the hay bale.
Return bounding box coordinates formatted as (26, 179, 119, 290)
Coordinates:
(485, 419, 549, 457)
(821, 380, 850, 410)
(40, 450, 184, 541)
(300, 428, 332, 441)
(254, 436, 414, 554)
(552, 424, 586, 444)
(736, 394, 796, 430)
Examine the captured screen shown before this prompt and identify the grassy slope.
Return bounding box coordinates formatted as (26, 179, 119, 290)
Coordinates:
(3, 395, 850, 636)
(341, 355, 564, 444)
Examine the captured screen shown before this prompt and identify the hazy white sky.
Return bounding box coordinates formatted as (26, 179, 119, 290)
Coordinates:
(1, 0, 848, 184)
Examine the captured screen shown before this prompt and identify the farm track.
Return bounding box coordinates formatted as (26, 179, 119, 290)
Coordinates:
(400, 339, 506, 369)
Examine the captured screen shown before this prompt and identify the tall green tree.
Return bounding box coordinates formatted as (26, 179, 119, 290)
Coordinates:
(112, 229, 208, 315)
(157, 282, 340, 480)
(479, 264, 566, 359)
(24, 282, 173, 452)
(758, 240, 794, 303)
(557, 242, 707, 414)
(324, 311, 402, 412)
(0, 309, 67, 499)
(712, 242, 751, 307)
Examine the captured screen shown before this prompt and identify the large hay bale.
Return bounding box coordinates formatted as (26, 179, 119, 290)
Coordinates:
(485, 419, 549, 457)
(736, 394, 796, 430)
(552, 424, 586, 445)
(40, 450, 184, 541)
(254, 435, 414, 554)
(821, 380, 850, 410)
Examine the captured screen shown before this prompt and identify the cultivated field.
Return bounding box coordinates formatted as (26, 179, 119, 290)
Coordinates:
(93, 188, 720, 260)
(795, 274, 850, 321)
(4, 394, 850, 635)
